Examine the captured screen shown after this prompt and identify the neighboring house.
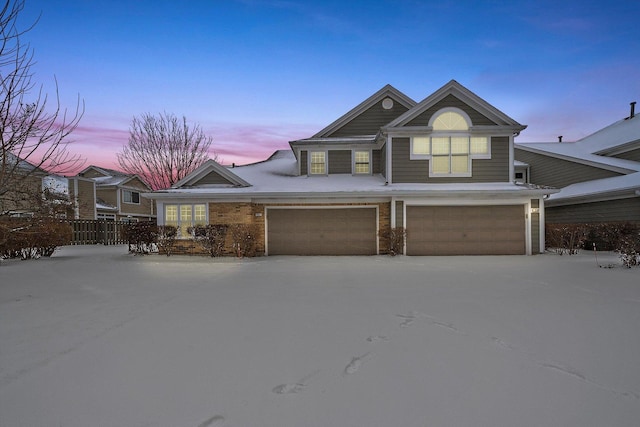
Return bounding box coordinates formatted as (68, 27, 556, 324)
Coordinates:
(146, 80, 557, 256)
(0, 152, 95, 219)
(77, 166, 155, 221)
(515, 103, 640, 224)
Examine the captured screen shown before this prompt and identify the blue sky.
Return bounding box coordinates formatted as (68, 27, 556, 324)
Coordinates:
(19, 0, 640, 169)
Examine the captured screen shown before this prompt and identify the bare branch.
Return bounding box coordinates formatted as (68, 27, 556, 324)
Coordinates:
(1, 0, 85, 212)
(117, 112, 215, 190)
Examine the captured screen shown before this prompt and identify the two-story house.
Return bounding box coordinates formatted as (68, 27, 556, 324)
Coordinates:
(77, 166, 155, 221)
(146, 80, 557, 255)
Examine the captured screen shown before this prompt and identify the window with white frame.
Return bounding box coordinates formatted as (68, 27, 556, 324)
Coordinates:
(123, 189, 140, 204)
(354, 151, 370, 174)
(309, 151, 326, 175)
(410, 109, 490, 176)
(165, 204, 207, 238)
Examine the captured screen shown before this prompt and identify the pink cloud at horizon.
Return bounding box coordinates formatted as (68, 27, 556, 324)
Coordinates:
(61, 121, 319, 175)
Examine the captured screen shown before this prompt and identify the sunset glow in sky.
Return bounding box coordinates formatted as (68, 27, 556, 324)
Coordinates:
(20, 0, 640, 172)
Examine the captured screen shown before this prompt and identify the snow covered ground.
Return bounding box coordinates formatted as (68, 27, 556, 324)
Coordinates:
(1, 246, 639, 427)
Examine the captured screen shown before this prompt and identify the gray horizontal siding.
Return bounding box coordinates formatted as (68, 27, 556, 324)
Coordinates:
(197, 170, 234, 185)
(546, 197, 640, 223)
(395, 200, 403, 228)
(329, 99, 409, 137)
(406, 94, 496, 127)
(515, 148, 622, 188)
(379, 146, 386, 177)
(391, 136, 510, 183)
(372, 149, 382, 175)
(612, 148, 640, 162)
(328, 150, 352, 174)
(300, 150, 308, 175)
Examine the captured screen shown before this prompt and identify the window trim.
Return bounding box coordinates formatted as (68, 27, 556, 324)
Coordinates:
(308, 150, 327, 176)
(352, 150, 371, 175)
(123, 189, 140, 205)
(164, 203, 208, 239)
(409, 108, 491, 177)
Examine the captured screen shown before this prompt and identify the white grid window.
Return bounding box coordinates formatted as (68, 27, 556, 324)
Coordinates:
(310, 151, 326, 175)
(410, 109, 490, 177)
(354, 151, 370, 174)
(165, 204, 207, 238)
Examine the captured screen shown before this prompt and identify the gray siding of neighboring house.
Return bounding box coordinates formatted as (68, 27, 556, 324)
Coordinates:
(391, 136, 510, 183)
(546, 197, 640, 223)
(372, 149, 382, 175)
(196, 170, 235, 185)
(300, 150, 308, 175)
(531, 199, 540, 254)
(328, 150, 352, 174)
(612, 148, 640, 162)
(328, 100, 409, 137)
(406, 94, 497, 127)
(515, 148, 623, 188)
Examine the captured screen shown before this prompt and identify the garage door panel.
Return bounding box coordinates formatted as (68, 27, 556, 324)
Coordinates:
(407, 205, 525, 255)
(268, 208, 377, 255)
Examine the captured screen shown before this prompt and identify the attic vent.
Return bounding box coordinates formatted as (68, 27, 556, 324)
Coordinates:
(558, 136, 563, 142)
(382, 98, 394, 110)
(630, 101, 636, 119)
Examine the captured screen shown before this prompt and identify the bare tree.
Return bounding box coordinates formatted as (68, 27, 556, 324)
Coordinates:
(117, 112, 214, 190)
(0, 0, 84, 208)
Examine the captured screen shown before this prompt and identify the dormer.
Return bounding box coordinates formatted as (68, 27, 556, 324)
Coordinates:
(384, 80, 527, 184)
(290, 85, 416, 177)
(171, 160, 251, 189)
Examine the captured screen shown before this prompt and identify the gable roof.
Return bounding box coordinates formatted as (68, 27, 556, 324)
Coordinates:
(171, 159, 251, 189)
(312, 84, 416, 138)
(386, 80, 526, 132)
(78, 165, 152, 189)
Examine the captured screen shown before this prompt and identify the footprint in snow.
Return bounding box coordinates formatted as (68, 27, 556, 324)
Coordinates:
(343, 353, 372, 376)
(272, 370, 320, 395)
(366, 335, 389, 343)
(197, 415, 225, 427)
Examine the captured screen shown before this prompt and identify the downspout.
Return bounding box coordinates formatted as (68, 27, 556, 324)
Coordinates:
(509, 134, 515, 183)
(386, 134, 393, 184)
(73, 178, 80, 219)
(539, 197, 546, 253)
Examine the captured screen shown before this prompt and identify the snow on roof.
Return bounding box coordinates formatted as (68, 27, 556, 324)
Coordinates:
(515, 141, 640, 173)
(92, 175, 131, 186)
(548, 172, 640, 203)
(96, 198, 117, 211)
(576, 115, 640, 154)
(151, 150, 555, 199)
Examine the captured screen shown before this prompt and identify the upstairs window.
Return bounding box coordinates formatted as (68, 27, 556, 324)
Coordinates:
(309, 151, 326, 175)
(354, 151, 370, 174)
(410, 109, 490, 177)
(123, 190, 140, 204)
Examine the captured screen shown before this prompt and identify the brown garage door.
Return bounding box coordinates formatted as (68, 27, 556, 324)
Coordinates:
(406, 205, 525, 255)
(267, 208, 377, 255)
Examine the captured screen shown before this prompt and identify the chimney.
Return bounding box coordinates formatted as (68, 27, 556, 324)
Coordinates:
(558, 136, 563, 143)
(631, 101, 636, 119)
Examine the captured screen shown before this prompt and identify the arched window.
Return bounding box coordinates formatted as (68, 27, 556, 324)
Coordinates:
(410, 108, 490, 177)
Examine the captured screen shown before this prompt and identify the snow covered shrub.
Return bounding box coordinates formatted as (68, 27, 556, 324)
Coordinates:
(229, 224, 258, 257)
(593, 222, 640, 268)
(0, 218, 71, 259)
(379, 227, 406, 256)
(189, 224, 228, 257)
(545, 224, 587, 255)
(156, 225, 178, 256)
(124, 221, 158, 255)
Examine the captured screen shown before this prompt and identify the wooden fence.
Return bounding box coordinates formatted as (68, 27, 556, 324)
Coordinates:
(68, 220, 130, 245)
